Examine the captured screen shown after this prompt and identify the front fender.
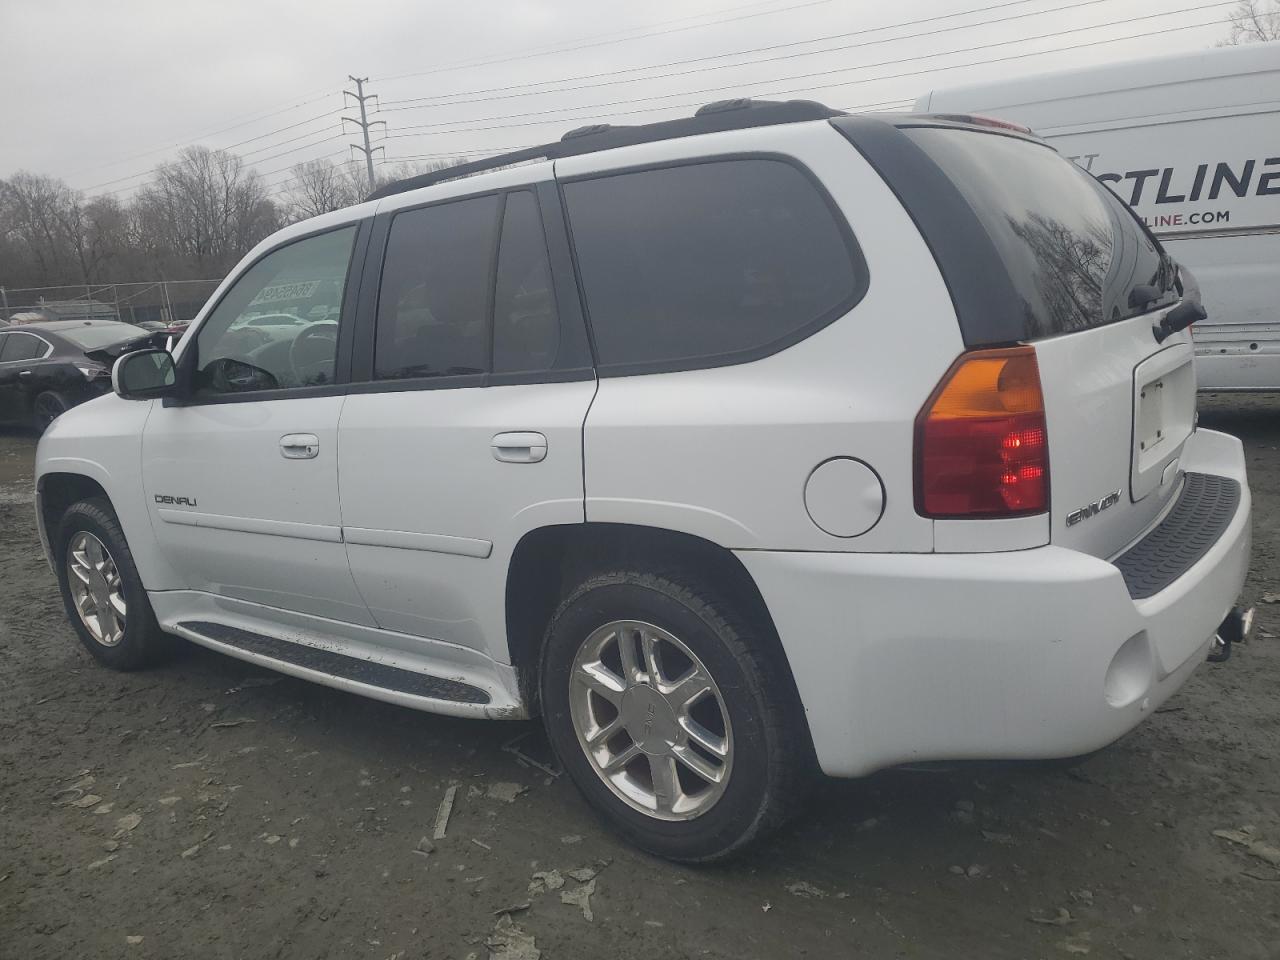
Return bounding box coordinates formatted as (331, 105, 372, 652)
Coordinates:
(36, 394, 183, 590)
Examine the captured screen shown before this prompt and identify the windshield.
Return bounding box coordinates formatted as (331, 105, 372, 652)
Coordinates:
(57, 324, 150, 350)
(904, 128, 1177, 338)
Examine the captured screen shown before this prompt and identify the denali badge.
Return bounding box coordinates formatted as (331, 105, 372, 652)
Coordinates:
(1066, 490, 1121, 527)
(154, 494, 198, 508)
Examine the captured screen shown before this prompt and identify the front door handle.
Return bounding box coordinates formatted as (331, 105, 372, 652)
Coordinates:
(280, 433, 320, 459)
(491, 431, 547, 463)
(18, 370, 32, 377)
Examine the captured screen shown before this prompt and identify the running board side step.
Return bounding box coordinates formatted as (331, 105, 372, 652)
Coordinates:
(177, 620, 492, 705)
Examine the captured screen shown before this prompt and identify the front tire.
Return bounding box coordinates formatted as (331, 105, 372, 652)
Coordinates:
(540, 569, 807, 862)
(54, 498, 174, 670)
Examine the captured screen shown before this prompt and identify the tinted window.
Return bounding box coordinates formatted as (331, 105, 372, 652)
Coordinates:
(376, 196, 500, 380)
(904, 128, 1176, 337)
(493, 192, 561, 374)
(194, 226, 356, 397)
(0, 332, 46, 362)
(564, 159, 860, 369)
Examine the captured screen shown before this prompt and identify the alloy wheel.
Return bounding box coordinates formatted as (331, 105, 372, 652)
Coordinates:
(66, 531, 127, 646)
(569, 620, 733, 821)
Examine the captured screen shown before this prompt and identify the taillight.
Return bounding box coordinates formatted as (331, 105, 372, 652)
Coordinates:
(915, 346, 1049, 518)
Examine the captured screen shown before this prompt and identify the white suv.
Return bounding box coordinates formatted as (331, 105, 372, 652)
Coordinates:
(35, 101, 1252, 861)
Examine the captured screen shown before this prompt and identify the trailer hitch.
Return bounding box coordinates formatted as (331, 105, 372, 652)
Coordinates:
(1208, 606, 1254, 663)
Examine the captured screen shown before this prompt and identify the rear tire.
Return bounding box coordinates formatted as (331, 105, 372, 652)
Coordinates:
(54, 498, 174, 670)
(540, 568, 808, 862)
(32, 391, 69, 433)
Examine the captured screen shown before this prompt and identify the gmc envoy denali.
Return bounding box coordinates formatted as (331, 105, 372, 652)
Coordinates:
(36, 100, 1252, 861)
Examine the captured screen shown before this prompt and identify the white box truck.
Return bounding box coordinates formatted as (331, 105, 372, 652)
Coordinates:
(917, 41, 1280, 391)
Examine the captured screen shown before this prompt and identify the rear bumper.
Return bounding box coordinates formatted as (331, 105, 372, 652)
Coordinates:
(739, 428, 1251, 778)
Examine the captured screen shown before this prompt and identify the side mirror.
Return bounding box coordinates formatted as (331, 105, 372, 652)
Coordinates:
(113, 349, 176, 400)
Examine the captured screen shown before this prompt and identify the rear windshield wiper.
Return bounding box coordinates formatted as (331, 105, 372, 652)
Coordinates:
(1128, 284, 1163, 311)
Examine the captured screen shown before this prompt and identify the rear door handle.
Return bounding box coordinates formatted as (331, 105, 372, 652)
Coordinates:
(280, 433, 320, 459)
(18, 370, 32, 377)
(491, 431, 547, 463)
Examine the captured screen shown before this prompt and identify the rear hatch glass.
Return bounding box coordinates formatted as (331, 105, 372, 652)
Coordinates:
(902, 127, 1178, 338)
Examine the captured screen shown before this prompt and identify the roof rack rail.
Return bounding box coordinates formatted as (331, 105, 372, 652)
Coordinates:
(366, 98, 844, 201)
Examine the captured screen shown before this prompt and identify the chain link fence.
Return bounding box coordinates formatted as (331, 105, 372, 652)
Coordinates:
(0, 279, 222, 327)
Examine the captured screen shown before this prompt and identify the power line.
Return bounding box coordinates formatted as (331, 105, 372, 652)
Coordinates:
(79, 117, 347, 195)
(78, 112, 345, 194)
(241, 133, 348, 169)
(219, 110, 342, 153)
(85, 134, 350, 202)
(236, 126, 346, 162)
(382, 0, 1232, 120)
(381, 6, 1227, 148)
(381, 0, 1082, 111)
(374, 0, 833, 85)
(60, 89, 342, 182)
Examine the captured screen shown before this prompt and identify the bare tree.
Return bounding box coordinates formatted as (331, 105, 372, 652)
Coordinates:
(0, 151, 480, 292)
(0, 172, 82, 284)
(277, 157, 473, 225)
(0, 174, 142, 287)
(1221, 0, 1280, 43)
(134, 146, 279, 277)
(280, 159, 367, 223)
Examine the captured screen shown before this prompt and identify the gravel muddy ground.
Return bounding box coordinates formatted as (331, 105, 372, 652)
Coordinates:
(1, 395, 1277, 960)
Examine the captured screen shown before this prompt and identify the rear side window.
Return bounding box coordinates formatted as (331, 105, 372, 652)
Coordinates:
(376, 195, 500, 380)
(903, 128, 1176, 337)
(563, 159, 864, 372)
(493, 191, 561, 375)
(374, 190, 589, 381)
(0, 332, 47, 362)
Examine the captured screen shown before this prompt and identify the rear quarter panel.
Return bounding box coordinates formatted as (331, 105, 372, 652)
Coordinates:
(567, 122, 964, 552)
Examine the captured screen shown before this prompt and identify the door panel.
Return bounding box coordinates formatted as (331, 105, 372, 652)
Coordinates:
(142, 396, 374, 624)
(339, 381, 595, 651)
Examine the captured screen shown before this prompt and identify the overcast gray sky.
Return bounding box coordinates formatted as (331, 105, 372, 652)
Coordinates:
(0, 0, 1232, 200)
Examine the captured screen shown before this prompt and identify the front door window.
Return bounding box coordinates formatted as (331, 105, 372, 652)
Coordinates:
(191, 227, 357, 397)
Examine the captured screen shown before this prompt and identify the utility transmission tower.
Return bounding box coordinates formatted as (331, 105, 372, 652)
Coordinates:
(343, 76, 386, 191)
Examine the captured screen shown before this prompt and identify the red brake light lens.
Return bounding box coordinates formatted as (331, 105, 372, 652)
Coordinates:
(915, 347, 1049, 517)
